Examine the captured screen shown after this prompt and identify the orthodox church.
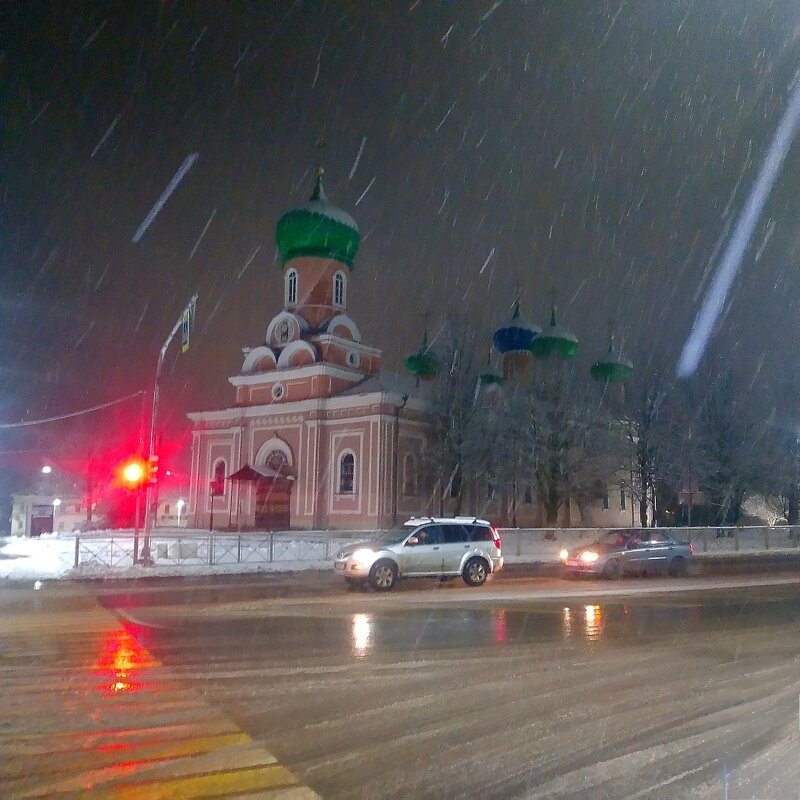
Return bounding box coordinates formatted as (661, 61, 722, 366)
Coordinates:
(187, 169, 430, 531)
(187, 169, 635, 531)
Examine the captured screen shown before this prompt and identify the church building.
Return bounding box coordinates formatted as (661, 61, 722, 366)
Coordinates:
(187, 168, 635, 531)
(187, 169, 429, 531)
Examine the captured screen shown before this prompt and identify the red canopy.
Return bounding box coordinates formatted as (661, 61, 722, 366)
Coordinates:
(226, 464, 294, 481)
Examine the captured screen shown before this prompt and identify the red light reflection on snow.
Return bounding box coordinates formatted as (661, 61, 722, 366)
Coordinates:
(94, 628, 156, 695)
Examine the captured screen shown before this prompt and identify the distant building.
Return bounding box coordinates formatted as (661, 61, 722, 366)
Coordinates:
(10, 494, 96, 537)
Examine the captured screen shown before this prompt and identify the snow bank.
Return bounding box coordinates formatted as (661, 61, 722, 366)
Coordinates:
(0, 536, 75, 580)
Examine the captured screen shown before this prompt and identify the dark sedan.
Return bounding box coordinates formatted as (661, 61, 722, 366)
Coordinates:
(560, 531, 693, 579)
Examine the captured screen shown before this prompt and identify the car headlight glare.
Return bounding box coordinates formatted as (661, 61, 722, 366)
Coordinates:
(351, 548, 375, 563)
(559, 549, 569, 560)
(580, 551, 599, 563)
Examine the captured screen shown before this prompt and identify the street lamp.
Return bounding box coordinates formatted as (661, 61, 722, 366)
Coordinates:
(41, 465, 52, 474)
(52, 498, 61, 507)
(176, 498, 185, 527)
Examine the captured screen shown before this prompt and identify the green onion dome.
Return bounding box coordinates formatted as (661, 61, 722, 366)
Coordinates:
(275, 168, 360, 268)
(591, 337, 634, 383)
(405, 332, 439, 380)
(530, 305, 578, 360)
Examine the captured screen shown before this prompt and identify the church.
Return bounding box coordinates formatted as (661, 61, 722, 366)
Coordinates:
(187, 169, 433, 531)
(187, 169, 634, 531)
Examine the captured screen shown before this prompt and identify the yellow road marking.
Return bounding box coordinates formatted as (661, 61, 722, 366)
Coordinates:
(92, 763, 299, 800)
(1, 590, 322, 799)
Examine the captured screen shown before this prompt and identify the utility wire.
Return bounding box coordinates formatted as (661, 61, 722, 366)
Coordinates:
(0, 390, 145, 429)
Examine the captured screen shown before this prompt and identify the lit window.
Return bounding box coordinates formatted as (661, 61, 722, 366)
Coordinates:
(339, 453, 355, 494)
(286, 269, 298, 305)
(333, 271, 345, 307)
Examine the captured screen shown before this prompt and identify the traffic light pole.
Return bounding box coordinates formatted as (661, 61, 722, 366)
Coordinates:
(140, 294, 198, 565)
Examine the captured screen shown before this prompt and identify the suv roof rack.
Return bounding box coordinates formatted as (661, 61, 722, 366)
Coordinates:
(404, 516, 491, 525)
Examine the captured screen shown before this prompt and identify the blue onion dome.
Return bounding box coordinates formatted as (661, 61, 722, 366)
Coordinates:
(530, 305, 578, 360)
(405, 331, 439, 380)
(591, 336, 634, 383)
(275, 168, 361, 268)
(492, 300, 541, 354)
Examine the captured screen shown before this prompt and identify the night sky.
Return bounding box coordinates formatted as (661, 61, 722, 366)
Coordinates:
(2, 2, 799, 470)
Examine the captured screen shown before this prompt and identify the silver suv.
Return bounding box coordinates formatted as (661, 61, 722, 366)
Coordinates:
(334, 517, 503, 591)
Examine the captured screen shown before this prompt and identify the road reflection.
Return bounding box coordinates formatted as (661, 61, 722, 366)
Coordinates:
(351, 613, 373, 658)
(493, 609, 507, 644)
(560, 605, 604, 642)
(584, 604, 603, 641)
(94, 628, 156, 694)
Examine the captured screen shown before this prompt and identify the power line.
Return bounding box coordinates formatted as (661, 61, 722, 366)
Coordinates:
(0, 390, 145, 429)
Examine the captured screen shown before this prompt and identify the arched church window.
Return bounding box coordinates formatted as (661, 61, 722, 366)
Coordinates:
(278, 320, 290, 344)
(339, 452, 355, 494)
(286, 269, 298, 306)
(333, 271, 346, 307)
(211, 459, 226, 496)
(265, 450, 289, 475)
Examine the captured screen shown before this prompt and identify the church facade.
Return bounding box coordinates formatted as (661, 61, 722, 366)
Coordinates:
(187, 170, 432, 531)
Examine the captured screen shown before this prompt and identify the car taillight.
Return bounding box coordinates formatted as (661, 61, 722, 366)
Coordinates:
(491, 527, 501, 549)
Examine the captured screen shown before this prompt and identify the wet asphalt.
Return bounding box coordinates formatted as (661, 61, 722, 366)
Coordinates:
(2, 570, 799, 799)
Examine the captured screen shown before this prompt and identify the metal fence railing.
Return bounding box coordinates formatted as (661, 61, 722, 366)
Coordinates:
(497, 525, 800, 559)
(72, 525, 800, 569)
(73, 529, 369, 569)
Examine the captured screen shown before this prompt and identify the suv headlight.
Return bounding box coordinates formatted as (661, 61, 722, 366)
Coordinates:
(351, 548, 375, 563)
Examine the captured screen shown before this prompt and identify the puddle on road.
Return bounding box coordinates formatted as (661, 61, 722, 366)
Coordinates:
(339, 597, 800, 658)
(134, 595, 800, 664)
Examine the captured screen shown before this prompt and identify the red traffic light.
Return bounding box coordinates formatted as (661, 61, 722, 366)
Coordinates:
(117, 457, 147, 490)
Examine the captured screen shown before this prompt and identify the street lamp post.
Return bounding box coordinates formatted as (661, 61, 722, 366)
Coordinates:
(140, 294, 198, 565)
(176, 498, 185, 527)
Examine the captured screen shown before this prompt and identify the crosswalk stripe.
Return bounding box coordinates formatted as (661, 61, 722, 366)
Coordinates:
(1, 590, 321, 799)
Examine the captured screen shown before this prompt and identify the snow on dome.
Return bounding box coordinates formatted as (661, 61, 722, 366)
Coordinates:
(492, 300, 540, 354)
(275, 168, 361, 268)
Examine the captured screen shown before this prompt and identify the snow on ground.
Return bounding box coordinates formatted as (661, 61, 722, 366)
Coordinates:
(1, 529, 798, 583)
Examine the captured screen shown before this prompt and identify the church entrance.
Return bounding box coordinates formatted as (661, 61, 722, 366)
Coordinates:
(254, 451, 292, 530)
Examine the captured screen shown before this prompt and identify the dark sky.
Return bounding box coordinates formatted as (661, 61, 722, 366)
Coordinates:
(2, 1, 799, 462)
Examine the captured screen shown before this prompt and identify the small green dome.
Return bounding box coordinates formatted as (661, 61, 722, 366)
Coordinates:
(405, 331, 439, 380)
(591, 338, 634, 383)
(530, 306, 578, 360)
(275, 169, 360, 268)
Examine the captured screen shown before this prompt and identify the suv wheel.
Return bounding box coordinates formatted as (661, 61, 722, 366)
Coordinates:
(463, 557, 489, 587)
(369, 559, 398, 592)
